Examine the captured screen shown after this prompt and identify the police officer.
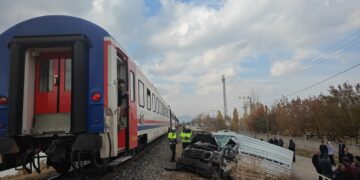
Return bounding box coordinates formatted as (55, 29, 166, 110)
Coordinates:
(180, 126, 192, 149)
(168, 127, 177, 162)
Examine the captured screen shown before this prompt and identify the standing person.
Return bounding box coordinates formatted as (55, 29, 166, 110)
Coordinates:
(338, 140, 346, 163)
(117, 79, 128, 126)
(168, 127, 177, 162)
(343, 147, 354, 163)
(278, 138, 284, 147)
(288, 139, 296, 162)
(268, 137, 274, 144)
(312, 150, 321, 177)
(273, 137, 279, 146)
(319, 140, 328, 155)
(333, 163, 353, 180)
(318, 152, 333, 179)
(180, 126, 192, 149)
(117, 79, 127, 106)
(327, 141, 336, 166)
(350, 156, 360, 180)
(342, 157, 354, 179)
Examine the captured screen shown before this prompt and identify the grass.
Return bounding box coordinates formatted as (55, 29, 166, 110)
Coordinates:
(295, 148, 313, 158)
(1, 160, 56, 180)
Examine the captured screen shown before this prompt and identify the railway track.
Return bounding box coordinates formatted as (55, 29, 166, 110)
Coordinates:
(46, 135, 166, 180)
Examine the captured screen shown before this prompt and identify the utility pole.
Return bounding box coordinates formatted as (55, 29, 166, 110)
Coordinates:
(265, 105, 269, 141)
(239, 96, 252, 113)
(222, 75, 228, 121)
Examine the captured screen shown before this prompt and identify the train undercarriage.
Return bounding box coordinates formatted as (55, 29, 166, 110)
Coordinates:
(0, 133, 104, 174)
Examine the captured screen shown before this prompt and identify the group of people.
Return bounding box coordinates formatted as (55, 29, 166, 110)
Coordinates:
(312, 140, 360, 179)
(268, 137, 284, 147)
(267, 137, 296, 162)
(167, 126, 192, 162)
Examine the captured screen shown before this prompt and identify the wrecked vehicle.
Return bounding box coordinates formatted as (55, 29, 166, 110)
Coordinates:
(213, 131, 294, 178)
(175, 131, 294, 179)
(176, 131, 239, 179)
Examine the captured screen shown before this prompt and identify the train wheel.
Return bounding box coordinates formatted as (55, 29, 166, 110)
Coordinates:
(45, 138, 71, 174)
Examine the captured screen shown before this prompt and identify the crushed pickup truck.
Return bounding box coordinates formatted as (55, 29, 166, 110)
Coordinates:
(175, 131, 293, 179)
(175, 131, 239, 179)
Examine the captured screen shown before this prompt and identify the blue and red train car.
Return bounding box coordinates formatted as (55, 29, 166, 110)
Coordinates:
(0, 15, 178, 173)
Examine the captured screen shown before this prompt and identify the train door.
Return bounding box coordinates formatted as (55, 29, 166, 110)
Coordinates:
(127, 63, 138, 149)
(117, 55, 127, 151)
(33, 52, 71, 134)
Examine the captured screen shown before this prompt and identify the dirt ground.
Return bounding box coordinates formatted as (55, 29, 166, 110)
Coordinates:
(291, 155, 318, 180)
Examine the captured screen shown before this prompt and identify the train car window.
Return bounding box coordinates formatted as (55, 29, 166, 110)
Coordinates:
(138, 80, 144, 107)
(147, 88, 151, 110)
(161, 102, 163, 115)
(65, 59, 71, 91)
(157, 97, 159, 114)
(39, 59, 54, 92)
(161, 103, 164, 115)
(155, 96, 158, 113)
(160, 102, 162, 115)
(152, 93, 155, 112)
(161, 102, 164, 115)
(130, 71, 135, 102)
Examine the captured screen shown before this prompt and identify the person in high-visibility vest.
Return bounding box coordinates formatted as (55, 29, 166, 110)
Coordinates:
(168, 127, 177, 162)
(180, 126, 192, 149)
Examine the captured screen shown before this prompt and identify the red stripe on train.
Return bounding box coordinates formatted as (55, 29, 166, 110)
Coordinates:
(103, 40, 111, 108)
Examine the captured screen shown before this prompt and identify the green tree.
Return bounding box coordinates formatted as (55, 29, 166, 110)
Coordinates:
(216, 111, 227, 131)
(230, 108, 240, 132)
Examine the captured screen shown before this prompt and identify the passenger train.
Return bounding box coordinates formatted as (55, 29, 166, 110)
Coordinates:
(0, 15, 178, 173)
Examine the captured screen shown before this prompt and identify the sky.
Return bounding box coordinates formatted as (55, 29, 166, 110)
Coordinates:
(0, 0, 359, 122)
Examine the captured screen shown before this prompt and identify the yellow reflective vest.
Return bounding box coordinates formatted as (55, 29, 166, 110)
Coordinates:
(180, 131, 192, 143)
(168, 132, 177, 141)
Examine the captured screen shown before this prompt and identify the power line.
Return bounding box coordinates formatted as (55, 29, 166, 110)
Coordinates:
(285, 39, 360, 79)
(266, 62, 360, 104)
(285, 63, 360, 97)
(281, 29, 360, 79)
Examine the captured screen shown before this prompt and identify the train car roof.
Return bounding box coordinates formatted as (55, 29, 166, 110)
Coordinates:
(0, 15, 110, 95)
(0, 15, 110, 39)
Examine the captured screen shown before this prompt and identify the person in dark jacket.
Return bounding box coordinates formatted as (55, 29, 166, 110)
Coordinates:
(343, 147, 354, 163)
(268, 138, 274, 144)
(319, 140, 328, 155)
(318, 153, 332, 179)
(312, 150, 321, 173)
(117, 79, 127, 106)
(288, 139, 296, 162)
(338, 140, 346, 163)
(278, 138, 284, 147)
(333, 163, 353, 180)
(273, 137, 279, 146)
(351, 156, 360, 180)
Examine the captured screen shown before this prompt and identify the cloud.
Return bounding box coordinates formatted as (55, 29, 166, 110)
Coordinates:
(270, 49, 312, 77)
(0, 0, 359, 118)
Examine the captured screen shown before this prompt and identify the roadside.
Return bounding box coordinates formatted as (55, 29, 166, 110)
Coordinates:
(291, 155, 318, 180)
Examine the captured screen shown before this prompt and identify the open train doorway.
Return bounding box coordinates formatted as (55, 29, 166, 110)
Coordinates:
(23, 48, 72, 135)
(116, 53, 129, 150)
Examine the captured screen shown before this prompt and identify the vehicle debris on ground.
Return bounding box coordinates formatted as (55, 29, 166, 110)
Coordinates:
(174, 130, 293, 179)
